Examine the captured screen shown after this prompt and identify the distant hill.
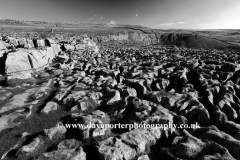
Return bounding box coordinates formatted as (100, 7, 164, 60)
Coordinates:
(154, 29, 240, 49)
(0, 19, 240, 50)
(0, 19, 150, 30)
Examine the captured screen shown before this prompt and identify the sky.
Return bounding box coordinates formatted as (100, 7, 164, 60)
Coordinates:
(0, 0, 239, 29)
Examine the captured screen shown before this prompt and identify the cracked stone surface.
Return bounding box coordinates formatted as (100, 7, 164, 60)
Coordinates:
(1, 33, 240, 160)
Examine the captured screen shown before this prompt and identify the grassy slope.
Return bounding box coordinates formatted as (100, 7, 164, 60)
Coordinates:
(161, 34, 235, 49)
(153, 29, 240, 49)
(195, 29, 240, 46)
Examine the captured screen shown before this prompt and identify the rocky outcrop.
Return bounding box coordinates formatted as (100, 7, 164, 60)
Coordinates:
(41, 101, 58, 114)
(93, 33, 157, 45)
(39, 147, 86, 160)
(60, 34, 99, 53)
(67, 110, 110, 140)
(159, 129, 236, 160)
(0, 41, 7, 77)
(2, 32, 240, 160)
(0, 35, 99, 80)
(0, 41, 7, 50)
(5, 44, 61, 79)
(0, 80, 54, 133)
(97, 137, 137, 160)
(159, 33, 200, 42)
(193, 125, 240, 160)
(44, 123, 67, 140)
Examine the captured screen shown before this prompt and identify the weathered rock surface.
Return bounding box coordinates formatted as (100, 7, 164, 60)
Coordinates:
(0, 80, 54, 133)
(36, 147, 86, 160)
(94, 33, 157, 45)
(44, 122, 67, 140)
(97, 137, 137, 160)
(159, 129, 236, 160)
(2, 33, 240, 160)
(0, 41, 7, 50)
(0, 86, 53, 114)
(5, 45, 61, 79)
(41, 101, 59, 114)
(67, 110, 110, 140)
(1, 35, 99, 80)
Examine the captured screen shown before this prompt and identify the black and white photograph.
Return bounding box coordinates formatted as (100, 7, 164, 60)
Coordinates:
(0, 0, 240, 159)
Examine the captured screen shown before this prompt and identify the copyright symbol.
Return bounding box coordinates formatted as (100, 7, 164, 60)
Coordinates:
(56, 122, 63, 127)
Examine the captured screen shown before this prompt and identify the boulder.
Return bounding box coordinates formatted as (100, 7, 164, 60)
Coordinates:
(68, 110, 109, 140)
(159, 129, 236, 160)
(120, 129, 159, 154)
(5, 46, 60, 79)
(18, 39, 27, 48)
(5, 49, 32, 79)
(45, 38, 56, 47)
(137, 155, 150, 160)
(97, 137, 137, 160)
(0, 41, 7, 50)
(122, 87, 137, 98)
(41, 101, 59, 114)
(63, 43, 75, 51)
(57, 139, 80, 150)
(26, 39, 34, 48)
(36, 39, 45, 48)
(40, 147, 86, 160)
(19, 137, 41, 154)
(196, 126, 240, 160)
(44, 122, 67, 140)
(61, 35, 99, 53)
(62, 90, 89, 109)
(75, 44, 85, 50)
(7, 38, 19, 47)
(106, 90, 121, 105)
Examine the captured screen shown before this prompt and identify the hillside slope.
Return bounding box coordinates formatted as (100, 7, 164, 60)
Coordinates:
(0, 19, 240, 50)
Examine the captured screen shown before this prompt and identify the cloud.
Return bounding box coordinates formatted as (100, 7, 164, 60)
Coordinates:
(136, 14, 138, 17)
(195, 23, 205, 26)
(222, 11, 230, 15)
(157, 22, 186, 26)
(109, 20, 116, 25)
(87, 18, 93, 22)
(100, 17, 103, 19)
(94, 15, 97, 17)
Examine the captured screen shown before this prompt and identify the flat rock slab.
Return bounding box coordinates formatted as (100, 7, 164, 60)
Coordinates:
(0, 108, 29, 133)
(0, 90, 13, 103)
(0, 86, 52, 114)
(0, 41, 7, 50)
(6, 46, 61, 79)
(97, 137, 137, 160)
